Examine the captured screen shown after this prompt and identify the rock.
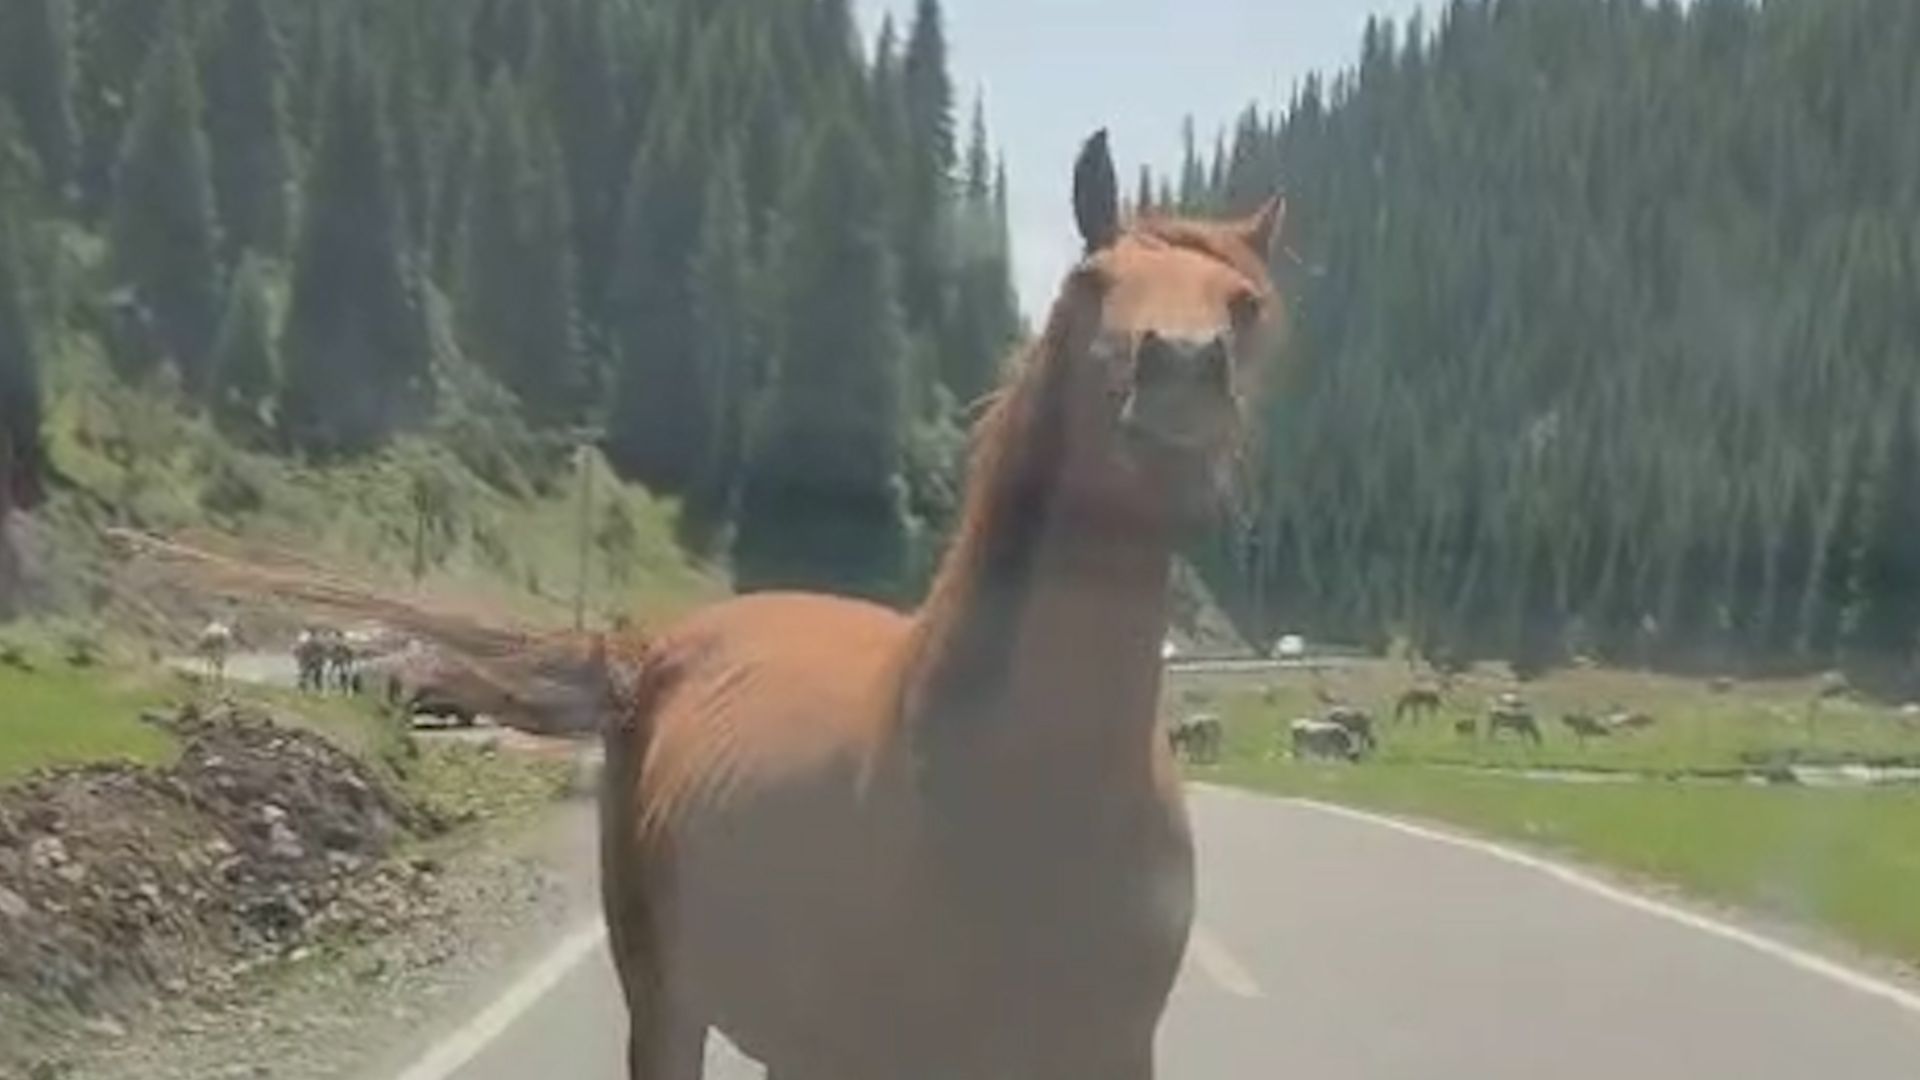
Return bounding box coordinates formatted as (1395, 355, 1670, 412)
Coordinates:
(81, 1015, 128, 1039)
(0, 883, 30, 919)
(266, 821, 305, 861)
(28, 835, 69, 868)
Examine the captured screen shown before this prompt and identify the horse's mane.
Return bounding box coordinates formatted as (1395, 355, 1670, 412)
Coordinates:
(1130, 215, 1276, 298)
(899, 266, 1097, 727)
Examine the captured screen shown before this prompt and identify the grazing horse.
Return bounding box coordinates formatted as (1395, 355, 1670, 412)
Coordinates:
(293, 628, 327, 693)
(1289, 718, 1359, 762)
(1394, 687, 1442, 724)
(1560, 711, 1613, 746)
(124, 131, 1286, 1079)
(1606, 708, 1657, 734)
(317, 628, 360, 693)
(194, 621, 235, 685)
(1487, 694, 1543, 745)
(1322, 705, 1377, 755)
(1167, 714, 1224, 765)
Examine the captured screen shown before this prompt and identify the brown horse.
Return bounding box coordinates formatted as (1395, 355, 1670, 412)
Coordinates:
(120, 130, 1286, 1080)
(599, 132, 1282, 1080)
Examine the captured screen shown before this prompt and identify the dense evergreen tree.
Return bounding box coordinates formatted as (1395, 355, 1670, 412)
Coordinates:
(427, 70, 480, 286)
(278, 28, 431, 457)
(1177, 116, 1204, 212)
(682, 143, 759, 546)
(605, 92, 706, 494)
(107, 13, 223, 391)
(896, 0, 955, 374)
(208, 253, 278, 445)
(74, 0, 171, 218)
(459, 77, 580, 426)
(383, 34, 433, 256)
(458, 77, 532, 399)
(901, 0, 955, 189)
(735, 112, 908, 601)
(0, 0, 1018, 601)
(532, 0, 631, 342)
(0, 113, 44, 507)
(942, 97, 1017, 405)
(1185, 0, 1920, 688)
(1, 0, 78, 202)
(202, 0, 294, 260)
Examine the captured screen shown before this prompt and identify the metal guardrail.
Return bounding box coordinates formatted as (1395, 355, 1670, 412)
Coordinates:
(1164, 656, 1352, 675)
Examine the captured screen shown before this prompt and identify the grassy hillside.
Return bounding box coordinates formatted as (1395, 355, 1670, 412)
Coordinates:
(11, 329, 721, 653)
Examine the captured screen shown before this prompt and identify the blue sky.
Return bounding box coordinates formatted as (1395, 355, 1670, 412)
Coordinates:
(853, 0, 1432, 316)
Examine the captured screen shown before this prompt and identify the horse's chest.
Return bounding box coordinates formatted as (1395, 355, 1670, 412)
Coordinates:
(927, 799, 1196, 1011)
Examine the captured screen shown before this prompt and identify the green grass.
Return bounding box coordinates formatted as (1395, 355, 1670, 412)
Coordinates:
(0, 664, 176, 783)
(1212, 759, 1920, 969)
(244, 682, 414, 762)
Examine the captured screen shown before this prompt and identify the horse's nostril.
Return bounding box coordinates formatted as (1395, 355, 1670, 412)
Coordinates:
(1202, 340, 1231, 388)
(1136, 332, 1175, 386)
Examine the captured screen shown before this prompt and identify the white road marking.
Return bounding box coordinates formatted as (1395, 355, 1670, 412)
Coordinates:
(391, 918, 609, 1080)
(1188, 923, 1264, 999)
(1191, 783, 1920, 1019)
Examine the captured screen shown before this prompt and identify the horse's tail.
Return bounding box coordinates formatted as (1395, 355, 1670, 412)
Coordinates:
(109, 529, 642, 740)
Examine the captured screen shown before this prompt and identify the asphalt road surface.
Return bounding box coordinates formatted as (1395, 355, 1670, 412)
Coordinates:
(376, 784, 1920, 1080)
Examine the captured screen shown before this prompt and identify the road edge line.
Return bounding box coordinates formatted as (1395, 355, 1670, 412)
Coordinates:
(1187, 923, 1264, 999)
(1189, 782, 1920, 1019)
(391, 917, 610, 1080)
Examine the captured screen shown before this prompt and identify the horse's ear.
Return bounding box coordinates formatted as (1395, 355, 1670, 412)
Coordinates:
(1073, 129, 1120, 253)
(1241, 193, 1287, 264)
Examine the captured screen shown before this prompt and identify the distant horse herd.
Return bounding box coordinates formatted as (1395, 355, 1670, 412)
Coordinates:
(293, 626, 368, 695)
(1164, 683, 1664, 766)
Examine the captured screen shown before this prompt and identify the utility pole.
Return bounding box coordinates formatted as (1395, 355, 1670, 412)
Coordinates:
(573, 439, 595, 631)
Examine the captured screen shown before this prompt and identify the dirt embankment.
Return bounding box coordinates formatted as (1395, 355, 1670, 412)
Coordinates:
(0, 705, 447, 1076)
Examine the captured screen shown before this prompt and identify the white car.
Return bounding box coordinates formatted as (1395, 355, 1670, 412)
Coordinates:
(1274, 634, 1306, 660)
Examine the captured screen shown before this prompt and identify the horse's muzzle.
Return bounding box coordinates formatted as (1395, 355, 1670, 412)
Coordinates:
(1120, 332, 1238, 477)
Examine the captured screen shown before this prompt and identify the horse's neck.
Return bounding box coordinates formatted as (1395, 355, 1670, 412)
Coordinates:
(906, 490, 1175, 792)
(1016, 506, 1171, 743)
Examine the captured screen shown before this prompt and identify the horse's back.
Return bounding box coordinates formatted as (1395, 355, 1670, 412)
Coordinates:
(637, 591, 909, 782)
(618, 588, 915, 862)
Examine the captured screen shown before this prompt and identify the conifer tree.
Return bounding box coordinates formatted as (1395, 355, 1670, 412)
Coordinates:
(735, 112, 908, 601)
(203, 0, 295, 260)
(1, 0, 78, 202)
(279, 27, 431, 456)
(107, 12, 223, 391)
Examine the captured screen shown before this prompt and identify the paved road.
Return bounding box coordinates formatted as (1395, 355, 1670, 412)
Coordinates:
(166, 649, 302, 687)
(380, 785, 1920, 1079)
